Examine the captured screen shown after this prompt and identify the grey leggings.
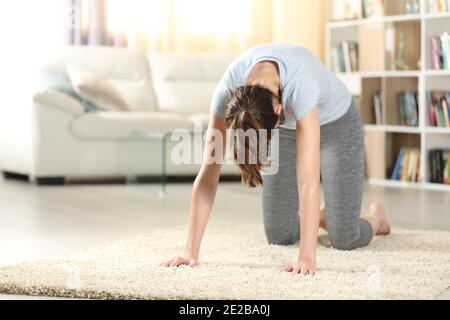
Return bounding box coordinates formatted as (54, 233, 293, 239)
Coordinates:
(262, 100, 373, 250)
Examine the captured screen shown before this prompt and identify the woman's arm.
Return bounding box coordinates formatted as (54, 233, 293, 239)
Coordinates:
(162, 114, 226, 267)
(283, 106, 321, 275)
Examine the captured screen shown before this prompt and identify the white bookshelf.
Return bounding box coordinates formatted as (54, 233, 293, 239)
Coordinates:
(327, 14, 422, 29)
(424, 11, 450, 19)
(326, 0, 450, 192)
(364, 124, 422, 134)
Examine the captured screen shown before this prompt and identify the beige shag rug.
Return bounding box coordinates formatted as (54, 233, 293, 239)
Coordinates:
(0, 225, 450, 300)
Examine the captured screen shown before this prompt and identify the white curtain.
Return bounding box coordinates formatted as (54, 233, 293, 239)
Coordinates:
(69, 0, 110, 46)
(68, 0, 273, 53)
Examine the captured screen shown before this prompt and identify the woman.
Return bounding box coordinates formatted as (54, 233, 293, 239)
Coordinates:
(162, 43, 391, 275)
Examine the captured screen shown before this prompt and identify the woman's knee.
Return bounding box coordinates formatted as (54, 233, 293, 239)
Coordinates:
(264, 224, 299, 246)
(328, 236, 356, 251)
(328, 229, 369, 251)
(266, 234, 297, 246)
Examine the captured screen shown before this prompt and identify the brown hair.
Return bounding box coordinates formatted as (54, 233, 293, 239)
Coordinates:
(225, 85, 280, 188)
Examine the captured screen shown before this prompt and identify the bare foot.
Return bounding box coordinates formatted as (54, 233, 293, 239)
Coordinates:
(369, 202, 391, 236)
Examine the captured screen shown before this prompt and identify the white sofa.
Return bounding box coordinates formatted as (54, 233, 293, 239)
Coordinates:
(0, 46, 239, 184)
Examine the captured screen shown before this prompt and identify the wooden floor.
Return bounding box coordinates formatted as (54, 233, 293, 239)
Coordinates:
(0, 176, 449, 300)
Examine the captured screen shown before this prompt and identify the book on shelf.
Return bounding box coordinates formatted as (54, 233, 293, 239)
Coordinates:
(372, 91, 383, 125)
(429, 149, 450, 185)
(428, 0, 450, 13)
(332, 41, 359, 73)
(391, 148, 421, 183)
(349, 42, 359, 71)
(430, 32, 450, 70)
(397, 91, 419, 127)
(431, 36, 443, 70)
(429, 91, 450, 127)
(442, 32, 450, 70)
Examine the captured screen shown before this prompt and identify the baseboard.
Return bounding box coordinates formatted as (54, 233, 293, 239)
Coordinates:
(1, 171, 30, 182)
(35, 177, 66, 186)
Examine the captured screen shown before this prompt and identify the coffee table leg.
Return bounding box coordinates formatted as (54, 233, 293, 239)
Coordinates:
(159, 134, 167, 197)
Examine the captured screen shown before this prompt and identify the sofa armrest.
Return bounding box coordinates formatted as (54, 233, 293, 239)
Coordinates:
(33, 89, 84, 116)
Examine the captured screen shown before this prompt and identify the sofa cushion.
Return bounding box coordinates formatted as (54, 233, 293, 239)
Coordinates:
(70, 112, 194, 140)
(151, 81, 219, 114)
(47, 46, 152, 80)
(67, 65, 129, 112)
(108, 79, 157, 112)
(42, 46, 158, 112)
(148, 53, 235, 82)
(148, 53, 235, 114)
(40, 66, 102, 112)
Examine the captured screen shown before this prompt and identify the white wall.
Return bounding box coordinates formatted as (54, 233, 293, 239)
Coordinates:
(0, 0, 69, 154)
(272, 0, 327, 61)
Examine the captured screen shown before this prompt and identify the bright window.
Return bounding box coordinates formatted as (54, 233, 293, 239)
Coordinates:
(173, 0, 252, 36)
(107, 0, 252, 37)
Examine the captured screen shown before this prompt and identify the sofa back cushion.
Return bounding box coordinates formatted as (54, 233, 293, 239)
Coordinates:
(148, 53, 236, 114)
(42, 46, 158, 111)
(40, 66, 102, 112)
(67, 65, 129, 111)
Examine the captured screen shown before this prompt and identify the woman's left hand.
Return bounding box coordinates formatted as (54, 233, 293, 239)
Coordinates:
(282, 257, 317, 276)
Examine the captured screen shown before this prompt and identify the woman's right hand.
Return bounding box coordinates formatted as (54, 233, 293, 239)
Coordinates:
(160, 256, 199, 268)
(159, 116, 225, 270)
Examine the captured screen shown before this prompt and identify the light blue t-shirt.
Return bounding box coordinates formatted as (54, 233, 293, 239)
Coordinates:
(210, 43, 352, 129)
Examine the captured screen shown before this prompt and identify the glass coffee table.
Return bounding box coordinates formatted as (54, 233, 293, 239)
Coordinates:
(127, 129, 202, 197)
(127, 130, 171, 197)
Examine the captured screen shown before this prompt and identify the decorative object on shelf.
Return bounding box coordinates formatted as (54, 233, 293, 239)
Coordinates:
(395, 32, 409, 71)
(363, 0, 385, 18)
(397, 91, 419, 127)
(427, 0, 450, 13)
(332, 41, 359, 73)
(429, 91, 450, 127)
(332, 0, 363, 21)
(405, 0, 420, 14)
(429, 149, 450, 185)
(391, 148, 421, 182)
